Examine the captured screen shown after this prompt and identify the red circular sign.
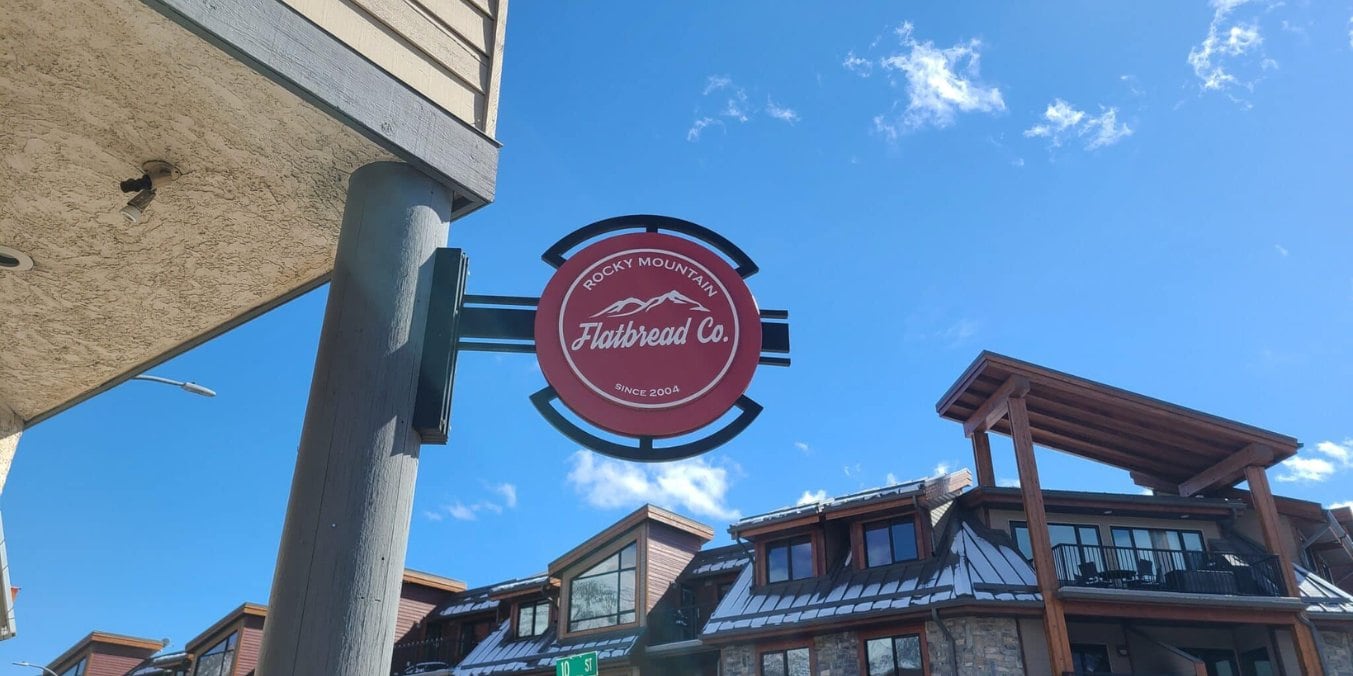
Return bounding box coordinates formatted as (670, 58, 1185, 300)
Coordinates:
(535, 232, 762, 438)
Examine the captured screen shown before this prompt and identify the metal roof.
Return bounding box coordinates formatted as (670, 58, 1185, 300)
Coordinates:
(682, 544, 752, 579)
(701, 515, 1039, 640)
(452, 621, 640, 675)
(730, 479, 930, 531)
(435, 587, 499, 619)
(1296, 565, 1353, 616)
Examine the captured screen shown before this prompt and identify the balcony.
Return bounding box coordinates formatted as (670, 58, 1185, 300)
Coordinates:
(389, 636, 460, 675)
(649, 604, 717, 644)
(1052, 544, 1284, 597)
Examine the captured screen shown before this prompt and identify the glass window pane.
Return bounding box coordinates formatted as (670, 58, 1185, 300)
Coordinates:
(571, 573, 618, 625)
(1079, 526, 1101, 546)
(790, 540, 814, 580)
(1111, 528, 1133, 548)
(619, 610, 635, 624)
(619, 543, 637, 568)
(620, 569, 636, 614)
(787, 648, 811, 676)
(762, 653, 786, 676)
(1182, 532, 1204, 551)
(585, 552, 619, 575)
(1049, 524, 1078, 547)
(891, 522, 918, 562)
(1014, 526, 1033, 559)
(1132, 529, 1152, 549)
(866, 638, 895, 676)
(534, 603, 550, 635)
(865, 525, 892, 567)
(768, 544, 790, 583)
(1159, 530, 1182, 551)
(894, 635, 922, 670)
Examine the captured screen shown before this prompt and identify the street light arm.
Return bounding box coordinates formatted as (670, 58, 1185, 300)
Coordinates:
(131, 375, 216, 398)
(13, 661, 60, 676)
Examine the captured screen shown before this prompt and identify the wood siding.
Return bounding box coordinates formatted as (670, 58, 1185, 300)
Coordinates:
(279, 0, 508, 135)
(396, 582, 454, 643)
(644, 523, 705, 616)
(88, 644, 159, 676)
(233, 616, 265, 676)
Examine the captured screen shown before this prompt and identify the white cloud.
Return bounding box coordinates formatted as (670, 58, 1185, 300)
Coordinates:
(843, 463, 863, 478)
(703, 75, 733, 95)
(423, 510, 445, 522)
(1330, 500, 1353, 510)
(1276, 455, 1337, 482)
(566, 450, 742, 521)
(722, 88, 751, 123)
(885, 472, 900, 486)
(1315, 439, 1353, 468)
(1348, 16, 1352, 49)
(1188, 0, 1273, 93)
(1275, 244, 1289, 257)
(447, 501, 478, 521)
(486, 482, 518, 508)
(999, 477, 1021, 488)
(872, 21, 1005, 136)
(931, 462, 952, 477)
(687, 117, 722, 142)
(843, 51, 873, 77)
(797, 489, 829, 506)
(794, 441, 811, 454)
(1025, 99, 1132, 150)
(766, 98, 800, 124)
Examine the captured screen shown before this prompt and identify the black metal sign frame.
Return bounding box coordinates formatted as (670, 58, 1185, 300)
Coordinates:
(413, 215, 790, 461)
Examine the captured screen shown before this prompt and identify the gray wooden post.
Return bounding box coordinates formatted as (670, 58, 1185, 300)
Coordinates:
(256, 162, 452, 676)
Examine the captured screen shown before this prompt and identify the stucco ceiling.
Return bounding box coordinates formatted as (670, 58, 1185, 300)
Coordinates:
(0, 0, 395, 423)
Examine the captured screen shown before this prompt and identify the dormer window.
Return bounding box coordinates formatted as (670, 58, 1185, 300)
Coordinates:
(568, 542, 637, 632)
(59, 659, 88, 676)
(863, 518, 919, 568)
(192, 632, 238, 676)
(766, 535, 813, 583)
(516, 599, 550, 638)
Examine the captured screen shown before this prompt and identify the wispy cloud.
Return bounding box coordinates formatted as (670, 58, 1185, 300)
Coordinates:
(794, 441, 812, 454)
(1276, 440, 1352, 483)
(425, 480, 519, 522)
(842, 51, 873, 77)
(1188, 0, 1275, 95)
(885, 472, 900, 486)
(1274, 244, 1289, 257)
(1025, 99, 1133, 150)
(489, 482, 518, 508)
(859, 21, 1004, 139)
(931, 462, 953, 478)
(843, 463, 863, 478)
(797, 489, 828, 506)
(1331, 500, 1353, 510)
(766, 97, 801, 124)
(566, 450, 742, 520)
(999, 477, 1021, 488)
(703, 74, 733, 95)
(687, 117, 722, 142)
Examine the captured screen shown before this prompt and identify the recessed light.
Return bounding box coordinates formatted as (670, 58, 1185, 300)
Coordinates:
(0, 244, 34, 272)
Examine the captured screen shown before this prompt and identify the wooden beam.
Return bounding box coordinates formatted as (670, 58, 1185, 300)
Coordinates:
(963, 375, 1030, 437)
(1016, 426, 1187, 479)
(971, 431, 995, 488)
(1244, 465, 1323, 676)
(1179, 444, 1274, 497)
(1008, 395, 1075, 674)
(1130, 471, 1180, 495)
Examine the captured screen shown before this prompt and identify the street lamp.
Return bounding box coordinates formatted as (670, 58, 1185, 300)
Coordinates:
(12, 662, 59, 676)
(131, 375, 216, 398)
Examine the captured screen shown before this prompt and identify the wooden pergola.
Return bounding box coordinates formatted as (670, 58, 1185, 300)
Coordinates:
(936, 352, 1320, 676)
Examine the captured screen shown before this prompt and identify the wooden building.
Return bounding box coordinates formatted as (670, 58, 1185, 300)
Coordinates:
(37, 354, 1353, 675)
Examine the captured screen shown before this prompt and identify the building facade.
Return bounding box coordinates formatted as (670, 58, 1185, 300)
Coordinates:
(38, 354, 1353, 675)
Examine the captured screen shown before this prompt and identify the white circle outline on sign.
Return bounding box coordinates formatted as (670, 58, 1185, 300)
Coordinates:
(557, 246, 742, 410)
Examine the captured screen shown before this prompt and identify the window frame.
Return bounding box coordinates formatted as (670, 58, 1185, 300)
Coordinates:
(59, 658, 88, 676)
(758, 640, 814, 676)
(1010, 521, 1102, 560)
(862, 516, 921, 568)
(191, 631, 239, 676)
(858, 626, 928, 676)
(1109, 526, 1206, 553)
(1069, 643, 1113, 674)
(763, 535, 815, 584)
(514, 598, 551, 639)
(563, 540, 640, 636)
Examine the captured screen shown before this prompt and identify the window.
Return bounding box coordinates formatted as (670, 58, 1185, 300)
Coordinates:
(568, 542, 637, 632)
(760, 647, 811, 676)
(517, 599, 550, 638)
(1011, 521, 1101, 560)
(864, 518, 919, 567)
(59, 659, 88, 676)
(766, 536, 813, 583)
(1071, 644, 1112, 674)
(1110, 527, 1204, 553)
(193, 633, 238, 676)
(865, 634, 924, 675)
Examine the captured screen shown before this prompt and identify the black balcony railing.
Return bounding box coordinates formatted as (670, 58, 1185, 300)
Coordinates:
(1051, 544, 1284, 597)
(649, 603, 716, 644)
(390, 636, 460, 675)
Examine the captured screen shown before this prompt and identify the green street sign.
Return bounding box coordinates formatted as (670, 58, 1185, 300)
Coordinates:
(555, 651, 599, 676)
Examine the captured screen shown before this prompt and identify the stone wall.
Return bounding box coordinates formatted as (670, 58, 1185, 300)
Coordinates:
(814, 631, 860, 676)
(926, 616, 1025, 675)
(720, 643, 756, 676)
(1324, 629, 1353, 676)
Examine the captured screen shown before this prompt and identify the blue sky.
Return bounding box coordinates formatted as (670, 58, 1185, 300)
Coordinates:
(5, 1, 1353, 670)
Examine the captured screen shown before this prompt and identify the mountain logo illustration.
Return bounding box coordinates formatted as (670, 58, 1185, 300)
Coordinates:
(590, 290, 711, 318)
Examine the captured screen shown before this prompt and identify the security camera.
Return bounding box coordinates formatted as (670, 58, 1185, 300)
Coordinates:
(118, 160, 180, 224)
